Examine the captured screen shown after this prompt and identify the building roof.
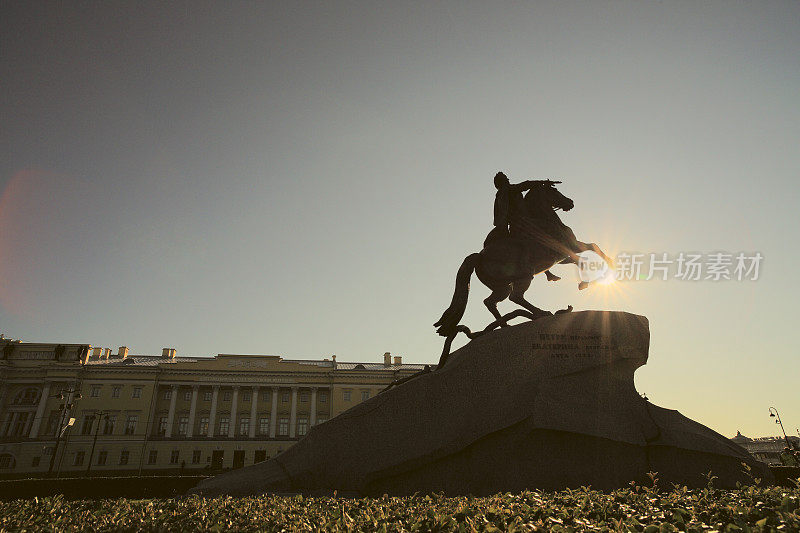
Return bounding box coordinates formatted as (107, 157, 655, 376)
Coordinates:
(334, 361, 428, 371)
(82, 354, 427, 371)
(731, 430, 751, 443)
(83, 355, 200, 366)
(1, 335, 429, 372)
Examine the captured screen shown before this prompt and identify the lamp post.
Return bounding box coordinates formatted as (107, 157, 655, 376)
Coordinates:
(47, 387, 81, 476)
(86, 411, 109, 476)
(768, 407, 791, 448)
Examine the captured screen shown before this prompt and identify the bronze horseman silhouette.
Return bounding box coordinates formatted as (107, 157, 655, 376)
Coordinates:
(434, 173, 614, 339)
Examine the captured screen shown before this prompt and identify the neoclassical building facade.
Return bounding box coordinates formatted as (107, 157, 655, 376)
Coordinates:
(0, 336, 425, 477)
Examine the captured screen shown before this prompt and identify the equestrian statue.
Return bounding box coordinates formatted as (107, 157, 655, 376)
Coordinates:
(432, 172, 614, 368)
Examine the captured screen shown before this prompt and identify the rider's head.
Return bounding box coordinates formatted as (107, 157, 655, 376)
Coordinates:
(493, 172, 509, 189)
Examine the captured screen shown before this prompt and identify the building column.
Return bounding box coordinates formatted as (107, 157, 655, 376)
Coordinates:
(269, 387, 278, 438)
(0, 382, 7, 410)
(0, 382, 8, 433)
(248, 387, 258, 438)
(289, 387, 298, 438)
(29, 382, 51, 438)
(228, 386, 239, 438)
(164, 385, 179, 438)
(309, 387, 317, 427)
(208, 385, 219, 438)
(186, 386, 199, 438)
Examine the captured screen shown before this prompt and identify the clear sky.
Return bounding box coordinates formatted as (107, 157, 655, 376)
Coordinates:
(1, 2, 798, 439)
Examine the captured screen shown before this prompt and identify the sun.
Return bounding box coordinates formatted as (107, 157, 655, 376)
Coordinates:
(596, 269, 617, 285)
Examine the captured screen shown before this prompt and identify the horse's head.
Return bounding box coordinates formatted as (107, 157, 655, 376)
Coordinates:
(533, 181, 574, 213)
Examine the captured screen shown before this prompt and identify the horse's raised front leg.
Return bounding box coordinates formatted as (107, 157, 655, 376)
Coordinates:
(570, 240, 615, 289)
(576, 241, 614, 267)
(509, 278, 551, 318)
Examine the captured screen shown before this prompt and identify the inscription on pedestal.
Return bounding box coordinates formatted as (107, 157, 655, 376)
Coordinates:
(532, 333, 615, 359)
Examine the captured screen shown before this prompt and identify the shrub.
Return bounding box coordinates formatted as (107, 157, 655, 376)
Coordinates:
(1, 482, 798, 531)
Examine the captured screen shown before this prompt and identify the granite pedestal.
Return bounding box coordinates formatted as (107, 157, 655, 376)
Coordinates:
(191, 311, 770, 497)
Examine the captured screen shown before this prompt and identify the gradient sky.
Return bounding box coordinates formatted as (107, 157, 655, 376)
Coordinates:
(1, 2, 798, 438)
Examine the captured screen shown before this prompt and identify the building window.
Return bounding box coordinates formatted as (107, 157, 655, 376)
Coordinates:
(148, 450, 158, 464)
(31, 456, 40, 467)
(239, 417, 250, 436)
(242, 391, 251, 402)
(119, 450, 129, 465)
(278, 417, 288, 436)
(73, 451, 85, 466)
(132, 387, 142, 399)
(361, 390, 370, 401)
(170, 450, 179, 464)
(297, 417, 308, 436)
(112, 386, 121, 399)
(218, 417, 229, 436)
(192, 450, 201, 464)
(103, 415, 116, 435)
(317, 417, 327, 425)
(319, 392, 328, 403)
(281, 392, 289, 403)
(183, 390, 191, 401)
(13, 387, 41, 405)
(223, 391, 232, 402)
(158, 417, 168, 436)
(10, 412, 29, 436)
(199, 417, 209, 435)
(46, 412, 60, 436)
(259, 417, 269, 435)
(124, 415, 138, 435)
(300, 391, 309, 403)
(81, 416, 94, 435)
(0, 454, 13, 469)
(163, 389, 172, 401)
(178, 416, 188, 436)
(203, 391, 212, 401)
(97, 451, 107, 466)
(262, 391, 270, 402)
(343, 390, 351, 402)
(90, 386, 100, 398)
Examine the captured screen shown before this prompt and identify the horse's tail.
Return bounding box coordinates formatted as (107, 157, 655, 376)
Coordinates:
(434, 253, 481, 337)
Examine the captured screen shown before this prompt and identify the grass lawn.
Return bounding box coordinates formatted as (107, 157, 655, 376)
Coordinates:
(1, 479, 798, 531)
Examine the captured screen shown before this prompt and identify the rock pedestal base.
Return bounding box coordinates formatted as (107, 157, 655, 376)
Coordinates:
(192, 311, 770, 497)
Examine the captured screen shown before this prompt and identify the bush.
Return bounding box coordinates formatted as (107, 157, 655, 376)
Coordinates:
(0, 480, 798, 531)
(0, 476, 206, 501)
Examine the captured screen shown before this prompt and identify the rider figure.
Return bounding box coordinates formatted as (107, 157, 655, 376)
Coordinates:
(488, 172, 561, 282)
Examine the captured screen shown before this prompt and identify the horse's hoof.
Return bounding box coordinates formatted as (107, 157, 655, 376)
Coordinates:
(555, 305, 573, 315)
(578, 281, 589, 290)
(545, 272, 561, 282)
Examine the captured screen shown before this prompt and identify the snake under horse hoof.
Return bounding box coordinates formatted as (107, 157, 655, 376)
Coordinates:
(384, 304, 574, 393)
(433, 305, 573, 372)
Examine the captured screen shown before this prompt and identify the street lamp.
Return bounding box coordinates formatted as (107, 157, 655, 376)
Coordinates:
(768, 407, 791, 448)
(86, 411, 109, 476)
(47, 387, 82, 476)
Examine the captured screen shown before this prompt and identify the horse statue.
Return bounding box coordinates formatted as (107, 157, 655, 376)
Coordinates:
(432, 181, 613, 367)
